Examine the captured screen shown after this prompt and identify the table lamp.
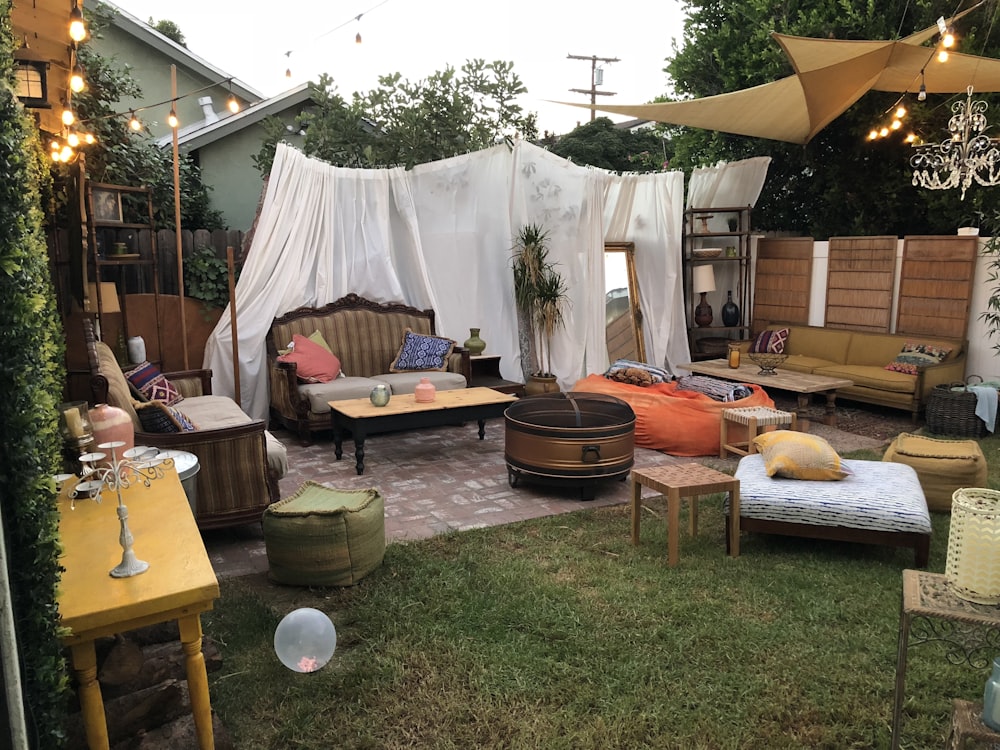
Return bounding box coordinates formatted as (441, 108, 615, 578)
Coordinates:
(693, 265, 716, 327)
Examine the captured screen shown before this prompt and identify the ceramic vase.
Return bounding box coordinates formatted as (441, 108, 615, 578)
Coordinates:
(984, 656, 1000, 731)
(370, 384, 391, 407)
(464, 328, 486, 355)
(88, 403, 135, 454)
(414, 377, 437, 402)
(721, 291, 740, 327)
(127, 336, 146, 364)
(524, 374, 560, 396)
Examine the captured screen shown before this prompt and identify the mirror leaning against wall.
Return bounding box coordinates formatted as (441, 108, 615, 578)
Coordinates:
(604, 241, 645, 364)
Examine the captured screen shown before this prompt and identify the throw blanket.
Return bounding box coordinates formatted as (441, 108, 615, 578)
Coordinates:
(675, 375, 754, 402)
(967, 384, 999, 433)
(572, 374, 774, 456)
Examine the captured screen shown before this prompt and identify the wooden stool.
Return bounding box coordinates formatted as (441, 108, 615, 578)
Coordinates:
(946, 699, 1000, 749)
(720, 406, 797, 459)
(631, 463, 740, 566)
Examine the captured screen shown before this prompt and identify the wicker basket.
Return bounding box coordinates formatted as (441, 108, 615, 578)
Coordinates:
(925, 376, 987, 438)
(945, 488, 1000, 604)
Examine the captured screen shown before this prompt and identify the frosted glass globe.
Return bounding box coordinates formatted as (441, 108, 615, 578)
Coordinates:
(273, 608, 337, 673)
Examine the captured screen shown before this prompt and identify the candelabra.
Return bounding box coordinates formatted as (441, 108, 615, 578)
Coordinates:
(910, 86, 1000, 200)
(70, 442, 173, 578)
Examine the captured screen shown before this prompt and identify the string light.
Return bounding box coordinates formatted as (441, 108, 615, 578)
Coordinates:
(227, 80, 240, 113)
(70, 62, 85, 93)
(129, 110, 142, 130)
(938, 48, 950, 62)
(69, 2, 87, 43)
(355, 31, 362, 44)
(167, 104, 178, 129)
(61, 101, 75, 126)
(280, 1, 389, 79)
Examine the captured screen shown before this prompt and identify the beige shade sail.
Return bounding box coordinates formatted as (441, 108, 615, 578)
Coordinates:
(556, 6, 1000, 144)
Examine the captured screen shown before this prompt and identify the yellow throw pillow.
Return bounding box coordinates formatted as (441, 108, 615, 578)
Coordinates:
(752, 430, 848, 481)
(308, 329, 334, 353)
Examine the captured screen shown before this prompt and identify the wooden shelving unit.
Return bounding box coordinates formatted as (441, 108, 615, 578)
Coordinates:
(682, 206, 752, 360)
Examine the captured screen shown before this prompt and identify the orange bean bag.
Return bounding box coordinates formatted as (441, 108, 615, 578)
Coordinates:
(571, 374, 775, 457)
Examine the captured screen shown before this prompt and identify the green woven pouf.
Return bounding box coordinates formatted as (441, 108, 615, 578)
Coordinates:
(263, 482, 385, 586)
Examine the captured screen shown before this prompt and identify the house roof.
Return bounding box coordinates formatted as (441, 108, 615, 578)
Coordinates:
(155, 82, 314, 150)
(99, 0, 263, 102)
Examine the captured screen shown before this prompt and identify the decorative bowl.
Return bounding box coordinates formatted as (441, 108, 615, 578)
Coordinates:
(692, 247, 723, 259)
(747, 352, 787, 375)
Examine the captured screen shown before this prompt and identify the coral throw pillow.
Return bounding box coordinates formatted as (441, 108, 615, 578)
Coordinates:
(749, 328, 789, 354)
(752, 430, 849, 481)
(884, 342, 952, 375)
(277, 334, 342, 383)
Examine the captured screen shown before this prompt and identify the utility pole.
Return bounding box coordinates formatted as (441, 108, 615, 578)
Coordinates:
(567, 54, 619, 122)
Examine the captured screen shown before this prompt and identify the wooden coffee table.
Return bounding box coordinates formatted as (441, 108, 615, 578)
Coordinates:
(683, 358, 853, 426)
(329, 387, 518, 474)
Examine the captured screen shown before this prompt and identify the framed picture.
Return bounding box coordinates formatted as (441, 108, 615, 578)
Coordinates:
(91, 187, 123, 224)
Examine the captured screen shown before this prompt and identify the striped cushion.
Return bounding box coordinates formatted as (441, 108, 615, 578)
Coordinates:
(733, 455, 931, 534)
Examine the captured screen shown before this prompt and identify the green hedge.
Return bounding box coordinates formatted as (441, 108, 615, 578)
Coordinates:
(0, 8, 71, 748)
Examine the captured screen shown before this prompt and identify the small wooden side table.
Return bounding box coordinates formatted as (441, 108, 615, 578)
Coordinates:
(946, 699, 1000, 749)
(720, 406, 797, 459)
(630, 463, 740, 566)
(891, 570, 1000, 750)
(468, 354, 525, 397)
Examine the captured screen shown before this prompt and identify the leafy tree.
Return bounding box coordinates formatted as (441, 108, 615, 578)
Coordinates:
(549, 117, 673, 172)
(666, 0, 1000, 237)
(149, 18, 185, 46)
(254, 59, 539, 173)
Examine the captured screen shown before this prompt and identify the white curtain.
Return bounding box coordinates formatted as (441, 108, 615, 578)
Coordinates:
(686, 156, 772, 218)
(206, 142, 690, 420)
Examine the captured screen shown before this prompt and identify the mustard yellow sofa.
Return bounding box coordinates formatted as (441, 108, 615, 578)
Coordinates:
(746, 324, 967, 420)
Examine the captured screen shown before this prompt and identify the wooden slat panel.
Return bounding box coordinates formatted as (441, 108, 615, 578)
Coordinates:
(896, 236, 977, 339)
(753, 238, 813, 327)
(824, 236, 896, 332)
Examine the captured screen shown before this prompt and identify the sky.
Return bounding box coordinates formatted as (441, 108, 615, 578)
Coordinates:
(109, 0, 687, 135)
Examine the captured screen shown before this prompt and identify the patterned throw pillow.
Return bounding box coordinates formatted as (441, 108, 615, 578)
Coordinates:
(884, 342, 952, 375)
(134, 400, 198, 433)
(752, 430, 849, 481)
(749, 328, 789, 354)
(125, 361, 183, 405)
(389, 329, 455, 372)
(603, 359, 672, 386)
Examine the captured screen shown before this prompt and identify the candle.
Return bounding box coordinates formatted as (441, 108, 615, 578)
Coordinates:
(64, 408, 84, 438)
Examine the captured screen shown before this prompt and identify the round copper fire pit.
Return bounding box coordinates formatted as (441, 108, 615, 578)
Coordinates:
(504, 392, 636, 500)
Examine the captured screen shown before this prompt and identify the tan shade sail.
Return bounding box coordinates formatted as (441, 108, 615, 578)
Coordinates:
(556, 6, 1000, 145)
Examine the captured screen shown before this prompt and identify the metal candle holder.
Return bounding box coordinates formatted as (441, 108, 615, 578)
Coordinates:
(71, 442, 173, 578)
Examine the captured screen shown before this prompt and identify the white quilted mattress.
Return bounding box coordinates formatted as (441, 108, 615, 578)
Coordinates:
(733, 455, 932, 534)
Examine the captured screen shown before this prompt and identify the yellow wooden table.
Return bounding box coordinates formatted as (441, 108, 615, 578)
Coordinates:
(57, 468, 220, 749)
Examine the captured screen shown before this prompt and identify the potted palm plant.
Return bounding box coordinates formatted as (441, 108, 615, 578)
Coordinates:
(511, 223, 569, 394)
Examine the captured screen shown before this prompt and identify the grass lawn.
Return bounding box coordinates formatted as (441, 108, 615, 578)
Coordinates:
(204, 436, 1000, 749)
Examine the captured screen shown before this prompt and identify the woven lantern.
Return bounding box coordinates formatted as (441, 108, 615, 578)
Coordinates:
(945, 488, 1000, 604)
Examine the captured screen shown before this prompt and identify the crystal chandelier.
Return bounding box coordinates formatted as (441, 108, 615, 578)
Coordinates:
(910, 86, 1000, 200)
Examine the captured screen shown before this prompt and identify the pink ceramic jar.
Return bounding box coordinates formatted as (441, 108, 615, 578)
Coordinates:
(414, 377, 437, 403)
(88, 403, 135, 454)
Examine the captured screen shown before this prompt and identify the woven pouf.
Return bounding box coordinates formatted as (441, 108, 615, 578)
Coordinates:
(883, 432, 987, 512)
(263, 482, 385, 586)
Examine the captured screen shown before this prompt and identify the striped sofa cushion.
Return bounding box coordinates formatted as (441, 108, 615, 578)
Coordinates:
(733, 455, 931, 534)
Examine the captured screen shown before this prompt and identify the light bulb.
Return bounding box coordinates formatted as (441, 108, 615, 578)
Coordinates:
(943, 30, 955, 48)
(918, 83, 927, 102)
(227, 95, 240, 114)
(83, 132, 95, 144)
(67, 131, 80, 147)
(62, 106, 75, 126)
(129, 111, 141, 131)
(356, 32, 362, 44)
(285, 67, 292, 79)
(891, 119, 902, 130)
(70, 64, 85, 93)
(905, 133, 916, 144)
(879, 127, 889, 137)
(868, 130, 879, 141)
(895, 106, 906, 119)
(938, 49, 949, 63)
(69, 3, 86, 42)
(60, 145, 73, 162)
(167, 108, 178, 128)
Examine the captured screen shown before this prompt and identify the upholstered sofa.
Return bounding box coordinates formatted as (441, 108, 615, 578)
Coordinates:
(266, 294, 471, 440)
(84, 319, 287, 530)
(745, 323, 968, 420)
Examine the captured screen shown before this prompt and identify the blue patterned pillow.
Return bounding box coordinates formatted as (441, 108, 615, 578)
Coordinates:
(135, 400, 198, 433)
(389, 328, 455, 372)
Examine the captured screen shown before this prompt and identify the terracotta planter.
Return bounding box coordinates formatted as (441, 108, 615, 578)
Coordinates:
(88, 403, 135, 454)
